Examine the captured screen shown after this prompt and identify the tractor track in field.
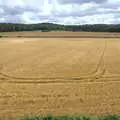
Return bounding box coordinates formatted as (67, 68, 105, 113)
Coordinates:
(0, 47, 92, 82)
(0, 39, 120, 84)
(1, 76, 120, 84)
(0, 69, 120, 84)
(0, 71, 120, 84)
(91, 40, 107, 80)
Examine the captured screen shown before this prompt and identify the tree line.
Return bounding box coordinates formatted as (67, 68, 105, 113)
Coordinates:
(0, 23, 120, 32)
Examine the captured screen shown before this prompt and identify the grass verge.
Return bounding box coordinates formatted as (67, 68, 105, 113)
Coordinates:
(9, 115, 119, 120)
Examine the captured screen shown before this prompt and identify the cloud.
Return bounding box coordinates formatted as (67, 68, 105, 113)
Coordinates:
(0, 0, 40, 23)
(0, 0, 120, 24)
(58, 0, 108, 4)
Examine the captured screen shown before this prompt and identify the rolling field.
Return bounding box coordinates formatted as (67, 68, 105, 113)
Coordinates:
(0, 32, 120, 118)
(1, 31, 120, 38)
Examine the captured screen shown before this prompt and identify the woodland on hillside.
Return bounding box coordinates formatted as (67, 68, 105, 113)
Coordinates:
(0, 23, 120, 32)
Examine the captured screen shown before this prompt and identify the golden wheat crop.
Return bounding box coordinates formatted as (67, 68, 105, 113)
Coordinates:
(0, 33, 120, 118)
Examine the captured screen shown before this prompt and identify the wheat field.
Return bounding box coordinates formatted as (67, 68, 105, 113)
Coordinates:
(0, 32, 120, 118)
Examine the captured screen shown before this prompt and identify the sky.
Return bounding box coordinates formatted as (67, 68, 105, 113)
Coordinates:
(0, 0, 120, 25)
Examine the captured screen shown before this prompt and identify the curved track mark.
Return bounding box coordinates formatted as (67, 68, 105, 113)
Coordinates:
(92, 40, 107, 79)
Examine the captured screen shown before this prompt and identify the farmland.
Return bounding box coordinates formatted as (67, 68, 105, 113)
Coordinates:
(0, 32, 120, 119)
(1, 31, 120, 37)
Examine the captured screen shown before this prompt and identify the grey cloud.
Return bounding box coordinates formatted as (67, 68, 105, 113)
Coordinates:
(0, 5, 40, 23)
(51, 7, 120, 18)
(28, 1, 120, 25)
(0, 0, 119, 24)
(58, 0, 108, 4)
(102, 2, 120, 9)
(0, 5, 39, 15)
(30, 14, 60, 23)
(3, 15, 22, 23)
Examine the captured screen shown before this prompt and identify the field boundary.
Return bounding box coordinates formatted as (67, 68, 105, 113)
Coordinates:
(1, 36, 120, 38)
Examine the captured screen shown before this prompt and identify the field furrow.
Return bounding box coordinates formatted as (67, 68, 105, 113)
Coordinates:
(0, 35, 120, 118)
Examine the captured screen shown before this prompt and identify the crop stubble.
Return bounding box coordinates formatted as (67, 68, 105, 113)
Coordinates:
(0, 35, 120, 118)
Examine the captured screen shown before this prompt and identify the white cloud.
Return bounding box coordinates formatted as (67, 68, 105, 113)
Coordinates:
(0, 0, 120, 24)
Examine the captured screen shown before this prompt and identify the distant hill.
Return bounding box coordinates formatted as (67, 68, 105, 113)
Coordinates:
(0, 23, 120, 32)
